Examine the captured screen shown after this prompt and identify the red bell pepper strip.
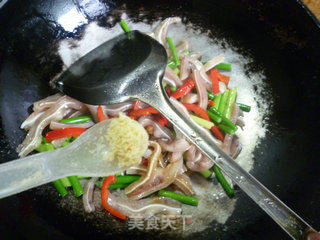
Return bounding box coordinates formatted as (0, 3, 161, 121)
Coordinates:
(97, 105, 107, 122)
(45, 128, 86, 142)
(133, 101, 141, 111)
(155, 114, 168, 126)
(170, 78, 195, 99)
(101, 176, 126, 220)
(182, 103, 210, 121)
(209, 69, 220, 94)
(216, 71, 230, 85)
(130, 106, 167, 125)
(129, 107, 159, 118)
(165, 86, 172, 96)
(211, 126, 224, 141)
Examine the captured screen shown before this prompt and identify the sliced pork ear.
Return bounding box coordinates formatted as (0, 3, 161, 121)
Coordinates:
(159, 155, 194, 195)
(170, 151, 185, 163)
(187, 56, 213, 91)
(21, 111, 45, 130)
(230, 137, 242, 159)
(158, 138, 190, 152)
(125, 141, 182, 200)
(49, 120, 94, 130)
(187, 154, 214, 172)
(154, 17, 181, 46)
(21, 93, 64, 130)
(103, 102, 134, 116)
(51, 137, 68, 148)
(33, 93, 63, 112)
(128, 167, 171, 198)
(107, 193, 182, 219)
(221, 134, 233, 155)
(125, 141, 162, 195)
(193, 69, 208, 110)
(188, 52, 202, 60)
(180, 56, 191, 81)
(221, 103, 242, 159)
(171, 86, 225, 169)
(170, 97, 192, 119)
(181, 93, 198, 104)
(236, 117, 245, 128)
(163, 76, 177, 87)
(138, 116, 173, 140)
(85, 104, 99, 122)
(173, 173, 195, 195)
(62, 109, 77, 119)
(238, 108, 244, 117)
(126, 165, 147, 175)
(157, 137, 190, 163)
(85, 103, 133, 120)
(83, 177, 98, 213)
(167, 41, 188, 58)
(17, 95, 86, 157)
(176, 41, 188, 53)
(68, 110, 89, 118)
(128, 156, 194, 196)
(164, 66, 182, 87)
(146, 32, 155, 39)
(85, 104, 125, 121)
(186, 145, 213, 172)
(203, 54, 224, 72)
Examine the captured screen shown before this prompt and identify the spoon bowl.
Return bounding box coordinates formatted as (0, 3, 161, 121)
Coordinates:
(55, 31, 167, 106)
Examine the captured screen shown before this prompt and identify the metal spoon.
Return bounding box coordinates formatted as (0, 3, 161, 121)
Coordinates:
(55, 30, 317, 239)
(0, 120, 137, 198)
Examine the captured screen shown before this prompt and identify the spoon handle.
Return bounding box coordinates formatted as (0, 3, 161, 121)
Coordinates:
(0, 150, 59, 198)
(142, 85, 316, 240)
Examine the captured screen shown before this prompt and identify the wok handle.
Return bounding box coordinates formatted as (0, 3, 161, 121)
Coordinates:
(0, 150, 60, 198)
(141, 82, 317, 240)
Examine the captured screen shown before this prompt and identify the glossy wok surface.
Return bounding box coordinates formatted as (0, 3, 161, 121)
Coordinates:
(0, 0, 319, 239)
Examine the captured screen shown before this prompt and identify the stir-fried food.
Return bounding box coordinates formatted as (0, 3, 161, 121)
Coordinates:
(18, 18, 252, 220)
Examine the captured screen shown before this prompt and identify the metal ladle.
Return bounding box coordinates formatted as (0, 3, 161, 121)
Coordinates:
(55, 31, 317, 240)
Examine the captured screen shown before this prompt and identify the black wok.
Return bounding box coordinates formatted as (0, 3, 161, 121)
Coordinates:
(0, 0, 319, 239)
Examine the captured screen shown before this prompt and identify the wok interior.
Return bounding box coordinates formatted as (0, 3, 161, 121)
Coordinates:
(0, 0, 319, 239)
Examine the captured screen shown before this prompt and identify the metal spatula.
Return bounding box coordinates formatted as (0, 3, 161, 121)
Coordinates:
(54, 30, 317, 240)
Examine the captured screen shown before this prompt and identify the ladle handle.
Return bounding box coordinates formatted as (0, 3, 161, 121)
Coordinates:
(0, 150, 59, 198)
(141, 84, 316, 240)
